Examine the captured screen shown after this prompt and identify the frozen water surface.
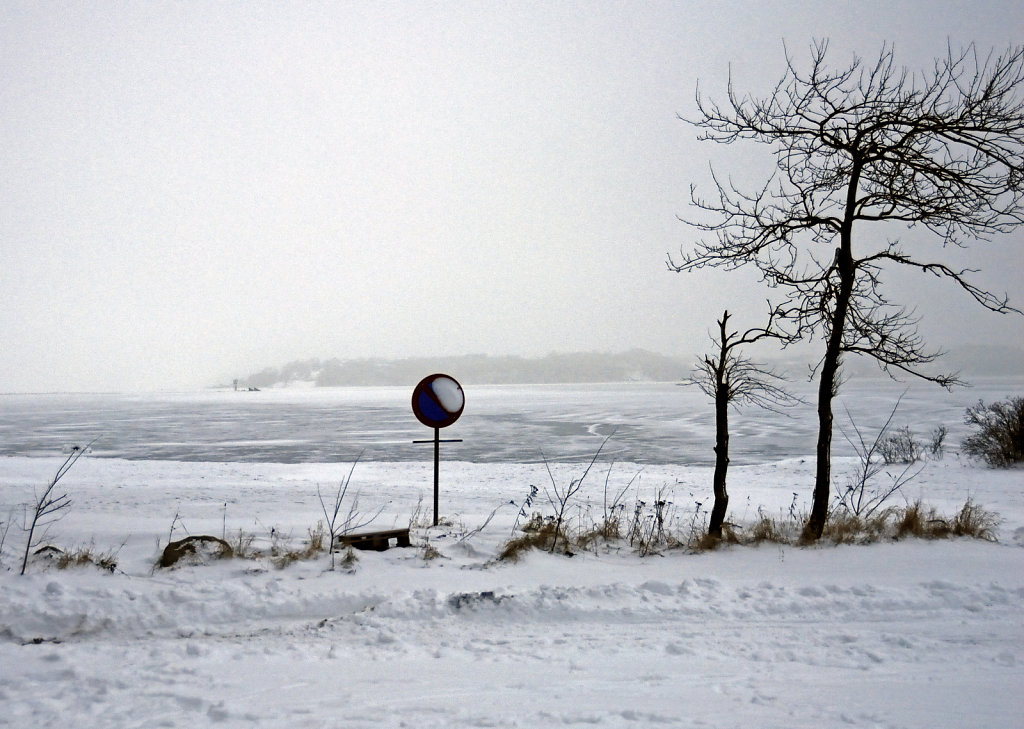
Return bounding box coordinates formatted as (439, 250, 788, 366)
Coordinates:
(1, 377, 1020, 464)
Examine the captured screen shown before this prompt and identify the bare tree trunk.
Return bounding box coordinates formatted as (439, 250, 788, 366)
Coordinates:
(807, 349, 838, 540)
(708, 379, 730, 538)
(690, 310, 793, 539)
(708, 319, 731, 538)
(806, 164, 861, 541)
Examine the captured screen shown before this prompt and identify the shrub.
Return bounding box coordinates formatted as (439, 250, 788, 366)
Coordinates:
(961, 397, 1024, 467)
(20, 442, 96, 575)
(878, 425, 922, 464)
(318, 456, 384, 570)
(928, 426, 948, 459)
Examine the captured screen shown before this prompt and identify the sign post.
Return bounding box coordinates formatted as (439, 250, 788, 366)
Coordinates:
(411, 374, 464, 526)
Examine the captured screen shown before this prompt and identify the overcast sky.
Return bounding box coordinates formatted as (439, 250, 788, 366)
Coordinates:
(3, 1, 1022, 392)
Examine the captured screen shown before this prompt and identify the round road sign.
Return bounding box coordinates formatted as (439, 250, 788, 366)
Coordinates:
(411, 374, 464, 429)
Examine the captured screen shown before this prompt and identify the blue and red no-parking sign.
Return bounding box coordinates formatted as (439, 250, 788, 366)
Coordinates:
(411, 374, 465, 429)
(411, 374, 464, 526)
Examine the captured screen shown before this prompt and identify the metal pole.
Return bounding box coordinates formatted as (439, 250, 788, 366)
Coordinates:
(433, 427, 440, 527)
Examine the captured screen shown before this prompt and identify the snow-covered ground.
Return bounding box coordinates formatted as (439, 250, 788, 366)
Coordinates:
(1, 452, 1022, 729)
(1, 382, 1023, 728)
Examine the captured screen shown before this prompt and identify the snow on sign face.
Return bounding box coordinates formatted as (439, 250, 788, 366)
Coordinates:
(411, 374, 465, 428)
(431, 376, 464, 413)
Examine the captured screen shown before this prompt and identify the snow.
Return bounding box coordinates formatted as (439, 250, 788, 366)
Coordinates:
(430, 375, 465, 414)
(1, 389, 1023, 728)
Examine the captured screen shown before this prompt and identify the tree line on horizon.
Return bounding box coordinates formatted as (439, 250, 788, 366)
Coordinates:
(239, 343, 1022, 390)
(240, 350, 694, 388)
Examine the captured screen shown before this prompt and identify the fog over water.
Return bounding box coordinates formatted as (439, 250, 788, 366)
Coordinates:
(2, 3, 1023, 393)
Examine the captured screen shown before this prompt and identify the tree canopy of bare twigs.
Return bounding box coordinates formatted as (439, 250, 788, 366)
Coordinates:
(669, 41, 1024, 540)
(687, 310, 795, 412)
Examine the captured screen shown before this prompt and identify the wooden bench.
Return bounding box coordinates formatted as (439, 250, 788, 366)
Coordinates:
(336, 528, 411, 552)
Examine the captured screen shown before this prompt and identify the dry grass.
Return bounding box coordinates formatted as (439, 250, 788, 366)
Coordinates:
(895, 501, 940, 539)
(494, 498, 999, 561)
(421, 543, 443, 560)
(497, 533, 545, 562)
(694, 523, 742, 551)
(950, 499, 1000, 540)
(690, 499, 999, 552)
(893, 499, 998, 541)
(820, 500, 996, 546)
(497, 516, 571, 562)
(822, 511, 892, 545)
(749, 514, 786, 544)
(39, 545, 120, 573)
(574, 515, 624, 552)
(268, 525, 327, 569)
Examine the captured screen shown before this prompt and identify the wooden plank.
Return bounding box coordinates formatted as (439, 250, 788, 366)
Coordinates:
(336, 528, 411, 552)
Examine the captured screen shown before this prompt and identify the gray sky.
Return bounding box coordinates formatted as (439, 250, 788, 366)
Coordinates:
(3, 1, 1022, 392)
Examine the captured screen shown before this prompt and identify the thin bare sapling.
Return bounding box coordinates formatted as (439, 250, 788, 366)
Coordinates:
(601, 460, 643, 538)
(542, 431, 615, 554)
(317, 455, 384, 569)
(20, 440, 97, 575)
(835, 395, 923, 518)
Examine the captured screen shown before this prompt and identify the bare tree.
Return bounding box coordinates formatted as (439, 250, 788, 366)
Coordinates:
(670, 42, 1024, 540)
(686, 309, 796, 539)
(20, 442, 95, 575)
(317, 455, 383, 569)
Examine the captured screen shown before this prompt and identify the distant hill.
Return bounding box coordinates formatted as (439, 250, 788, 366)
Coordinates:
(236, 345, 1022, 389)
(239, 350, 693, 388)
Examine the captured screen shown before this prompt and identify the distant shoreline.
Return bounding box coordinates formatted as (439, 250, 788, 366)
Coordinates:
(234, 346, 1024, 389)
